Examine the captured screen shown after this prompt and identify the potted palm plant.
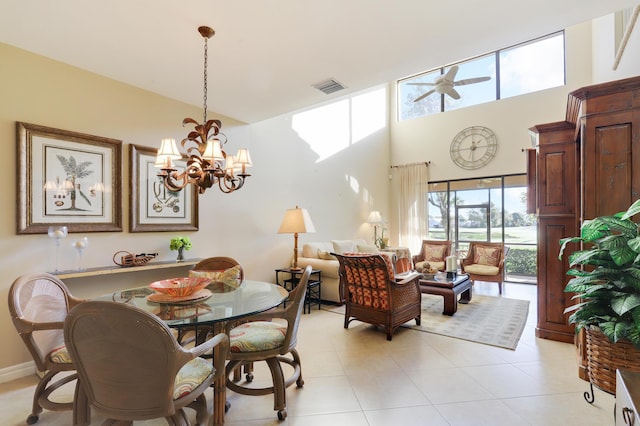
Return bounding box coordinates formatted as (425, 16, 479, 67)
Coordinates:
(559, 198, 640, 395)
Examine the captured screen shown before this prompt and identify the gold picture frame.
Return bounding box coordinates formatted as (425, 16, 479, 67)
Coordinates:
(129, 144, 198, 232)
(17, 122, 123, 234)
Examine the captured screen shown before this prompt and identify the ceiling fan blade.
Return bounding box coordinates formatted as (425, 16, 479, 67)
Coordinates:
(413, 89, 437, 102)
(454, 76, 491, 86)
(406, 82, 436, 86)
(445, 88, 461, 100)
(443, 65, 459, 82)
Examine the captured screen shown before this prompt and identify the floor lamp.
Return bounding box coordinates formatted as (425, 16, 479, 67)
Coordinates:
(278, 206, 316, 270)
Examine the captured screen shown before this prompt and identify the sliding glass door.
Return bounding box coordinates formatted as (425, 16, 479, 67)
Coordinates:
(427, 174, 537, 284)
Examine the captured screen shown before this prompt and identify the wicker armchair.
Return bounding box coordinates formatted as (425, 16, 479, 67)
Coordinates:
(412, 240, 452, 272)
(460, 242, 509, 294)
(334, 253, 421, 341)
(8, 272, 85, 425)
(64, 300, 229, 426)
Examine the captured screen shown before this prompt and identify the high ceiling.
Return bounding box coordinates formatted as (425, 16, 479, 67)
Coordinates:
(0, 0, 636, 123)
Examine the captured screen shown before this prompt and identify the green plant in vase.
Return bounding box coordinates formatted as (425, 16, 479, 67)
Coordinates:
(170, 236, 192, 262)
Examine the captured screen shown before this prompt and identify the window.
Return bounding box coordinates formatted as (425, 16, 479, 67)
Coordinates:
(398, 32, 565, 121)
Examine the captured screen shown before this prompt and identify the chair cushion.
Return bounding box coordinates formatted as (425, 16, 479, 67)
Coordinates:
(173, 356, 214, 399)
(49, 345, 72, 364)
(229, 321, 286, 353)
(423, 244, 446, 261)
(465, 264, 499, 276)
(189, 265, 242, 287)
(473, 246, 501, 266)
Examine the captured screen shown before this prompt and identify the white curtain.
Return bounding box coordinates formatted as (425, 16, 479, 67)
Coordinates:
(396, 163, 429, 254)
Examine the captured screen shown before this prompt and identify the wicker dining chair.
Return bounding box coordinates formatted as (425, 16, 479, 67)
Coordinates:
(224, 266, 310, 421)
(334, 253, 422, 341)
(64, 300, 229, 426)
(177, 256, 244, 345)
(8, 272, 85, 425)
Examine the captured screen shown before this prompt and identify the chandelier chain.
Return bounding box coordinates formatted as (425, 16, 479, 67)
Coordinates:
(203, 36, 208, 123)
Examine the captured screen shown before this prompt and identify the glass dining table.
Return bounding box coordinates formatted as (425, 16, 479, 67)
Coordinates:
(95, 279, 289, 426)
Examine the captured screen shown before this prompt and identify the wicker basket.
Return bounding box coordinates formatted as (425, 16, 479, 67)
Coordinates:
(113, 251, 157, 267)
(585, 326, 640, 395)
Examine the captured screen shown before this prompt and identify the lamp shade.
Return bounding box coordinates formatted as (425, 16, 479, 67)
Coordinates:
(278, 206, 316, 234)
(157, 138, 181, 159)
(367, 210, 384, 224)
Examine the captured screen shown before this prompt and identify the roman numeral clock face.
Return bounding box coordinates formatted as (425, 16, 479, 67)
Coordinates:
(450, 126, 498, 169)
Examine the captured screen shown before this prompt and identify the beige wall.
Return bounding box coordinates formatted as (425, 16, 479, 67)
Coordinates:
(0, 43, 390, 376)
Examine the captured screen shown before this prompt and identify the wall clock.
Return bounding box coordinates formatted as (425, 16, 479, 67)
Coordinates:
(450, 126, 497, 169)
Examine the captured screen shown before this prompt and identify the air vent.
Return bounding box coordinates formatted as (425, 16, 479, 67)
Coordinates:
(312, 78, 346, 95)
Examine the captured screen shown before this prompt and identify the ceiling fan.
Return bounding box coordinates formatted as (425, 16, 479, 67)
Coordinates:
(408, 65, 491, 102)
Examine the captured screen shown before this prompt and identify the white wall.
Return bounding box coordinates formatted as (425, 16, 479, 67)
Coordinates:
(0, 43, 390, 372)
(389, 22, 595, 184)
(592, 10, 640, 82)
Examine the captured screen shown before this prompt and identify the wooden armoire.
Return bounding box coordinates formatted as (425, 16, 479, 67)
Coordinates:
(529, 75, 640, 380)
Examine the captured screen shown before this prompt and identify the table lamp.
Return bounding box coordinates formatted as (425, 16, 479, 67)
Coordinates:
(278, 206, 316, 270)
(366, 210, 384, 247)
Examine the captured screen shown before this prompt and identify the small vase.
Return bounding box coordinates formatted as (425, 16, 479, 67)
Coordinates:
(176, 247, 185, 262)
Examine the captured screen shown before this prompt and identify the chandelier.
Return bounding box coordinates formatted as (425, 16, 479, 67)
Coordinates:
(156, 26, 252, 194)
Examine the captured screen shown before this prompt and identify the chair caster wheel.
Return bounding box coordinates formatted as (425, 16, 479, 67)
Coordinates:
(296, 378, 304, 387)
(277, 408, 287, 420)
(27, 414, 39, 425)
(246, 373, 254, 383)
(225, 401, 231, 412)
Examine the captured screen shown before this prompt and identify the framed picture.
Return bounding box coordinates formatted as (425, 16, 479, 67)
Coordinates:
(17, 122, 123, 234)
(129, 144, 198, 232)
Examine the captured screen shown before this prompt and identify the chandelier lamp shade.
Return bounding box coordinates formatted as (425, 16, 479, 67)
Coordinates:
(278, 206, 316, 270)
(156, 26, 252, 194)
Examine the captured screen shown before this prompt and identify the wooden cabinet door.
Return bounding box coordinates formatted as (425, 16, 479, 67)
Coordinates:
(583, 110, 640, 219)
(535, 216, 578, 343)
(537, 139, 578, 216)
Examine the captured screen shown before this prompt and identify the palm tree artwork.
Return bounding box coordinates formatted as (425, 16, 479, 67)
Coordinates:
(56, 155, 94, 211)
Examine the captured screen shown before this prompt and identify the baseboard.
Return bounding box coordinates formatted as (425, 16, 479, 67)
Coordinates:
(0, 361, 36, 383)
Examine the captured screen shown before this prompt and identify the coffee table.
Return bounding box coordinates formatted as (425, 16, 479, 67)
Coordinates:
(419, 273, 472, 315)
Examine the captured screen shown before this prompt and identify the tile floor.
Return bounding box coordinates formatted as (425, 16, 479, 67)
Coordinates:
(0, 282, 616, 425)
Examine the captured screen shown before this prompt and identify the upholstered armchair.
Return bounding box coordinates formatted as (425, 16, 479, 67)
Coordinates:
(460, 242, 509, 294)
(412, 240, 452, 272)
(333, 253, 421, 341)
(8, 272, 85, 425)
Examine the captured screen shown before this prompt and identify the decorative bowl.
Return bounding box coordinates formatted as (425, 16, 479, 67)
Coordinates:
(149, 277, 210, 297)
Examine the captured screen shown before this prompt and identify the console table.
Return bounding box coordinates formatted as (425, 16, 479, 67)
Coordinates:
(52, 259, 201, 280)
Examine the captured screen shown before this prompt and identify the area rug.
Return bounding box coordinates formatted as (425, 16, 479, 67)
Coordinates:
(323, 294, 529, 350)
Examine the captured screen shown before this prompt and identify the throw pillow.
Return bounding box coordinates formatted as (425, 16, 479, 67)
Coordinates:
(332, 240, 356, 254)
(317, 250, 337, 260)
(473, 246, 501, 267)
(356, 244, 379, 254)
(424, 244, 446, 261)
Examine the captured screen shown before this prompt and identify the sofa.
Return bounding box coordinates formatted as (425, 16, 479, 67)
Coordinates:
(296, 239, 382, 304)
